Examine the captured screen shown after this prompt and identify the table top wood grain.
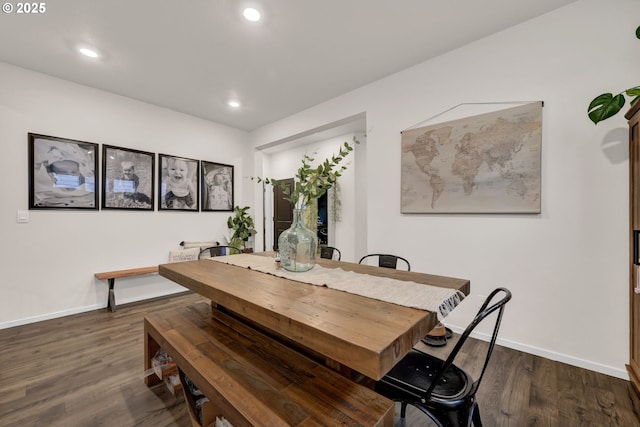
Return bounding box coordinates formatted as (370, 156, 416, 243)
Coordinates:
(159, 254, 469, 380)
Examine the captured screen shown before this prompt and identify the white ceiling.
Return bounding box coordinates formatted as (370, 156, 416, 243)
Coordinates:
(0, 0, 577, 132)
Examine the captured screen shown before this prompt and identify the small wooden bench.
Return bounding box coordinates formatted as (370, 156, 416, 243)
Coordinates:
(144, 302, 394, 426)
(95, 266, 159, 312)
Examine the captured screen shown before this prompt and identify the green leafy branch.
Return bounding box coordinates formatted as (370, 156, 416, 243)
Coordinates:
(253, 141, 354, 209)
(588, 26, 640, 124)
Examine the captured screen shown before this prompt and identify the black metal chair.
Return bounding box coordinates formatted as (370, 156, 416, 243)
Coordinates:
(375, 287, 512, 427)
(198, 245, 241, 259)
(358, 253, 410, 271)
(320, 245, 341, 261)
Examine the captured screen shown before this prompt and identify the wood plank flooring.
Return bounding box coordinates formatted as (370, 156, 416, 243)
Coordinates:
(0, 292, 636, 427)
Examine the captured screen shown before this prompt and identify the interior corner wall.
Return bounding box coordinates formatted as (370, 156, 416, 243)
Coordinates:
(0, 62, 250, 328)
(249, 0, 639, 379)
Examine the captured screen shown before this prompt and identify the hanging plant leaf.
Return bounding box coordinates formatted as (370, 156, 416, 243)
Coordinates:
(588, 93, 625, 124)
(586, 26, 639, 124)
(626, 86, 640, 101)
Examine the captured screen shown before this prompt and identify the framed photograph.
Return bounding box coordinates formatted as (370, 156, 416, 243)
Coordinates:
(201, 161, 234, 211)
(28, 133, 98, 209)
(158, 154, 199, 211)
(102, 145, 155, 210)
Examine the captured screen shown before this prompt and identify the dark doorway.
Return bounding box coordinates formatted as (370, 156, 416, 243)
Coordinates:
(317, 192, 328, 245)
(273, 178, 294, 250)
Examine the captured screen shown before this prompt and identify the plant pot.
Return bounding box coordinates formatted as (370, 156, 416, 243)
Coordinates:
(278, 208, 318, 272)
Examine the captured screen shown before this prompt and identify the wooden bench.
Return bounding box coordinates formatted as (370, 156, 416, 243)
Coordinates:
(95, 266, 159, 312)
(144, 302, 394, 427)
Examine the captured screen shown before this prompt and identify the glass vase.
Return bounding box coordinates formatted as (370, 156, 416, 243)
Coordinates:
(278, 208, 318, 272)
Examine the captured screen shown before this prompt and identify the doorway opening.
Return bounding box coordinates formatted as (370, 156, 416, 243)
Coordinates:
(317, 192, 328, 245)
(255, 112, 367, 261)
(272, 178, 294, 250)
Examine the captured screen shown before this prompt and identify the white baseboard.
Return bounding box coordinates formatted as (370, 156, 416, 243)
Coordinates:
(447, 326, 628, 380)
(0, 303, 102, 330)
(0, 288, 188, 330)
(114, 288, 187, 307)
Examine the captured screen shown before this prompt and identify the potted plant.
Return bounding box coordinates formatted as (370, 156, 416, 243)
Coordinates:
(588, 26, 640, 124)
(227, 205, 257, 252)
(253, 140, 355, 271)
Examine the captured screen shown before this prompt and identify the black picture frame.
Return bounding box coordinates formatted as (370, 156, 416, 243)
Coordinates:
(102, 145, 155, 210)
(201, 161, 234, 211)
(28, 133, 99, 209)
(158, 154, 199, 211)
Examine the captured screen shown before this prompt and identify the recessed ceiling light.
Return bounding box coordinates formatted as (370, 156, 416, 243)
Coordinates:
(79, 47, 99, 58)
(228, 100, 241, 108)
(243, 7, 261, 22)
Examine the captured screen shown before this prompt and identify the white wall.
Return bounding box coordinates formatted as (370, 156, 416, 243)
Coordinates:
(259, 133, 359, 261)
(250, 0, 639, 379)
(0, 62, 250, 327)
(1, 0, 635, 381)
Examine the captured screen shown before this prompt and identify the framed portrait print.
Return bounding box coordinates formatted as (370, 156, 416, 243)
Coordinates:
(158, 154, 199, 211)
(201, 161, 234, 211)
(102, 145, 155, 210)
(28, 133, 98, 209)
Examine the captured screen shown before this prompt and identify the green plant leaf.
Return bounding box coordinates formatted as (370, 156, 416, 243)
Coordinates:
(588, 93, 625, 124)
(586, 26, 640, 124)
(626, 86, 640, 97)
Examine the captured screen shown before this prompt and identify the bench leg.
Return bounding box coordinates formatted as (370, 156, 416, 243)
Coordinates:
(144, 322, 162, 387)
(107, 278, 116, 312)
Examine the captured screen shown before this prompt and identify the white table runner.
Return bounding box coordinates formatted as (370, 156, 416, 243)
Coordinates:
(208, 254, 464, 318)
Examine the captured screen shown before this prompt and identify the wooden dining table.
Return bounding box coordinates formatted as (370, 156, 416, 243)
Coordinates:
(159, 253, 470, 381)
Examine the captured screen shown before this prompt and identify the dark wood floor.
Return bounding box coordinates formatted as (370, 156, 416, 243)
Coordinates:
(0, 292, 637, 427)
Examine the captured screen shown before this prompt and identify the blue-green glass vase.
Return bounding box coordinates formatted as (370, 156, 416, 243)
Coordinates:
(278, 208, 317, 272)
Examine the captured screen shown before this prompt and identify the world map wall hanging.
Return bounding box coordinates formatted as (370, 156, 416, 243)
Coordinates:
(400, 102, 542, 214)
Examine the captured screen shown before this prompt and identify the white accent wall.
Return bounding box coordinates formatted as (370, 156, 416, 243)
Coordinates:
(250, 0, 640, 379)
(0, 62, 250, 328)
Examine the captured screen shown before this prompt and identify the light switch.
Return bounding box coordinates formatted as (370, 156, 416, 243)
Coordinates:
(16, 210, 29, 223)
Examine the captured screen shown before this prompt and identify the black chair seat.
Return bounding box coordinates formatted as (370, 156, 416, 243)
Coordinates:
(375, 287, 511, 426)
(378, 349, 473, 401)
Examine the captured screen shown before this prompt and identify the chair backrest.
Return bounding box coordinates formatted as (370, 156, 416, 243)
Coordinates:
(358, 254, 411, 271)
(320, 246, 341, 261)
(198, 245, 241, 259)
(425, 287, 512, 400)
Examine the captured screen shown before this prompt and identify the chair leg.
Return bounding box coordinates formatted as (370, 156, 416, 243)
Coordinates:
(400, 401, 408, 418)
(472, 403, 482, 427)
